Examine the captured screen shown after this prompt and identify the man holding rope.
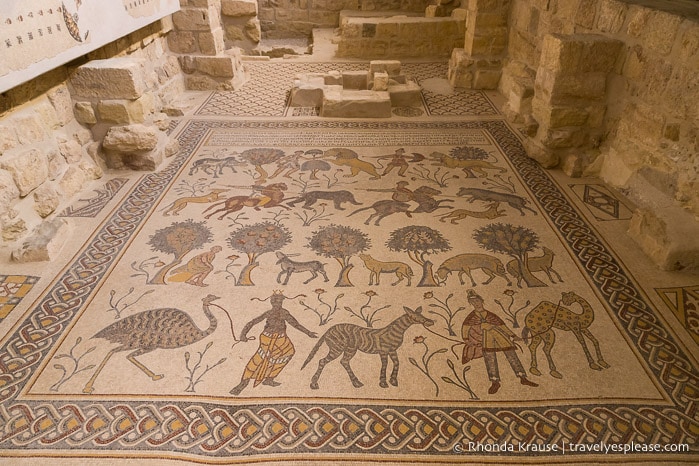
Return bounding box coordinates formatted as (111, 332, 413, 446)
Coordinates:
(461, 289, 539, 394)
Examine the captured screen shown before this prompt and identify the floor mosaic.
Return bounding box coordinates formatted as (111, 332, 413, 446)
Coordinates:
(0, 60, 697, 465)
(195, 61, 499, 118)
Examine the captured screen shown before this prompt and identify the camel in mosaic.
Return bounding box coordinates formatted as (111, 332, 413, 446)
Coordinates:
(522, 291, 609, 379)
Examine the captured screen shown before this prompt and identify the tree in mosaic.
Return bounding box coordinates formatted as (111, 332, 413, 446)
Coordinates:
(239, 148, 286, 183)
(472, 223, 546, 287)
(386, 225, 451, 287)
(227, 222, 292, 286)
(307, 224, 370, 287)
(147, 220, 213, 285)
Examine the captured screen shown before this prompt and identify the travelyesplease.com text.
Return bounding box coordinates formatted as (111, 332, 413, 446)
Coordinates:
(453, 441, 690, 455)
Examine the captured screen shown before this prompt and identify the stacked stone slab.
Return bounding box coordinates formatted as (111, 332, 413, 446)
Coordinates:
(69, 58, 179, 171)
(525, 34, 623, 172)
(288, 60, 422, 118)
(447, 0, 508, 89)
(221, 0, 261, 53)
(169, 0, 247, 90)
(336, 11, 466, 59)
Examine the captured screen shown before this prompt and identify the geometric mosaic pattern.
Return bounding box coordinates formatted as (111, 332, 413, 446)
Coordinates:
(196, 61, 499, 117)
(0, 118, 697, 463)
(570, 183, 633, 221)
(0, 275, 39, 320)
(59, 177, 129, 218)
(656, 285, 699, 345)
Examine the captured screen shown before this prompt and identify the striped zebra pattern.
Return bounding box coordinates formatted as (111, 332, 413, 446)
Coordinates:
(302, 306, 434, 389)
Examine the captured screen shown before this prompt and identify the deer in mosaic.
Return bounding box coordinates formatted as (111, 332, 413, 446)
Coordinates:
(522, 291, 609, 379)
(301, 306, 434, 389)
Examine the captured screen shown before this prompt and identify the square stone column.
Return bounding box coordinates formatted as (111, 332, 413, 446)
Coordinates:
(526, 34, 622, 170)
(447, 0, 508, 89)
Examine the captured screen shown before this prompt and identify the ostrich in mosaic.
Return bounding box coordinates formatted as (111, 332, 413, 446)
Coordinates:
(82, 294, 226, 393)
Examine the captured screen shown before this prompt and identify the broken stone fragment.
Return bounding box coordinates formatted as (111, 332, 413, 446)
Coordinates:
(11, 218, 70, 263)
(102, 124, 159, 153)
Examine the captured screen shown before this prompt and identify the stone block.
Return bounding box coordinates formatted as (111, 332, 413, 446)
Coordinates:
(373, 72, 389, 91)
(628, 207, 699, 271)
(199, 29, 226, 55)
(33, 183, 60, 218)
(14, 114, 48, 145)
(342, 71, 369, 90)
(74, 102, 97, 125)
(168, 31, 198, 53)
(58, 139, 84, 164)
(388, 82, 423, 107)
(2, 217, 27, 243)
(222, 0, 258, 17)
(0, 170, 19, 217)
(473, 69, 502, 89)
(289, 77, 326, 107)
(541, 125, 587, 149)
(0, 125, 18, 154)
(638, 10, 682, 56)
(245, 18, 262, 42)
(616, 102, 665, 147)
(536, 70, 608, 102)
(540, 34, 622, 75)
(448, 48, 474, 88)
(173, 8, 214, 31)
(196, 56, 237, 78)
(102, 124, 159, 153)
(48, 149, 68, 181)
(11, 218, 70, 263)
(321, 88, 392, 118)
(70, 58, 147, 100)
(47, 85, 75, 127)
(97, 101, 131, 124)
(575, 0, 596, 29)
(597, 0, 627, 34)
(59, 165, 88, 198)
(532, 98, 589, 128)
(369, 60, 402, 76)
(0, 148, 49, 197)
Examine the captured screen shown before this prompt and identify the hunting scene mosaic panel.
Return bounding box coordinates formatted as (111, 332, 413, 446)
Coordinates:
(1, 119, 697, 462)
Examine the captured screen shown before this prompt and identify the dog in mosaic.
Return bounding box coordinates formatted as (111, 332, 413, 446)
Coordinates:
(435, 253, 512, 287)
(302, 306, 434, 389)
(202, 183, 290, 219)
(160, 189, 228, 216)
(358, 254, 413, 286)
(286, 190, 362, 211)
(456, 187, 538, 216)
(437, 202, 506, 224)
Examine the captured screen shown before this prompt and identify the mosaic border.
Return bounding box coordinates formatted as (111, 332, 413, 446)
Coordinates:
(0, 119, 696, 461)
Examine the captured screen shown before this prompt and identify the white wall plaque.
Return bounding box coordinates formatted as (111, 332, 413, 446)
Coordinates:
(0, 0, 180, 93)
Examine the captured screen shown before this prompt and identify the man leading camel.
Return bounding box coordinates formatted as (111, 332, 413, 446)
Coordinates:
(461, 289, 539, 394)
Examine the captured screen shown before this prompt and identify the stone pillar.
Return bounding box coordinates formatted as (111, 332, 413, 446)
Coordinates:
(169, 0, 248, 90)
(447, 0, 509, 89)
(525, 33, 622, 171)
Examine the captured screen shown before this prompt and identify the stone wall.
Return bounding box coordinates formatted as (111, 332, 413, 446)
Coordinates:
(256, 0, 428, 39)
(499, 0, 699, 271)
(337, 13, 466, 58)
(0, 19, 183, 257)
